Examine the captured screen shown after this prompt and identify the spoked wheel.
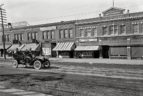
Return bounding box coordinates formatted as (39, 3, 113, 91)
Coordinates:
(13, 60, 18, 68)
(43, 60, 50, 68)
(24, 58, 30, 68)
(33, 60, 42, 70)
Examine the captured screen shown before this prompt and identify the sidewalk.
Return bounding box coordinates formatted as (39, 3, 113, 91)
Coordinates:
(1, 57, 143, 65)
(49, 58, 143, 65)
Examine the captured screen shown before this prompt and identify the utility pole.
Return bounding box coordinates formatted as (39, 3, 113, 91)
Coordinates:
(0, 4, 6, 59)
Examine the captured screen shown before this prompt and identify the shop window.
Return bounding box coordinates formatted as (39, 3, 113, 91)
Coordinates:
(120, 25, 126, 35)
(69, 29, 73, 38)
(133, 24, 139, 34)
(102, 26, 108, 35)
(110, 47, 127, 56)
(64, 29, 69, 38)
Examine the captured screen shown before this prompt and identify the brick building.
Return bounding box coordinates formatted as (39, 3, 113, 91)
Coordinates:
(75, 7, 143, 59)
(1, 6, 143, 59)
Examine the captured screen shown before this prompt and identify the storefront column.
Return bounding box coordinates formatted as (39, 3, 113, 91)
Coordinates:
(99, 46, 103, 59)
(127, 47, 131, 59)
(56, 51, 59, 58)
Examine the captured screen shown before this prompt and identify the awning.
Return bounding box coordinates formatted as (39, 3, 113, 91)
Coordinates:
(53, 42, 75, 51)
(0, 45, 11, 49)
(75, 46, 99, 51)
(7, 44, 24, 51)
(21, 43, 40, 51)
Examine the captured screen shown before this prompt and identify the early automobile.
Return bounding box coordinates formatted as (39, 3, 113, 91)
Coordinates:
(12, 50, 50, 70)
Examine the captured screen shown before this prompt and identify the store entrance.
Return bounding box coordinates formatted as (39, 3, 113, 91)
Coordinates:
(51, 43, 57, 57)
(102, 46, 109, 58)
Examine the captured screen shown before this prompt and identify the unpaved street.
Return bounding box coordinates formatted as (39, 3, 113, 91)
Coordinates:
(0, 62, 143, 96)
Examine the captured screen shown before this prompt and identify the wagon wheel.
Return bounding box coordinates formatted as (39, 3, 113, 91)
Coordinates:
(43, 60, 50, 68)
(33, 60, 42, 70)
(13, 60, 18, 68)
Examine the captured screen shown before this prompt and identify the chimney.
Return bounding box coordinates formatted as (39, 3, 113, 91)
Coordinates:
(127, 10, 130, 14)
(99, 14, 102, 18)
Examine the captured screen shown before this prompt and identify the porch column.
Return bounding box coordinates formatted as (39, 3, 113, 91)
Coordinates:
(127, 47, 131, 59)
(99, 46, 103, 59)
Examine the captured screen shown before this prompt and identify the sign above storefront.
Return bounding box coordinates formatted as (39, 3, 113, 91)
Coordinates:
(79, 38, 97, 42)
(40, 26, 56, 31)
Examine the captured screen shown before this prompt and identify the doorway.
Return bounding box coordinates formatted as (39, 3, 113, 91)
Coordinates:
(102, 46, 109, 58)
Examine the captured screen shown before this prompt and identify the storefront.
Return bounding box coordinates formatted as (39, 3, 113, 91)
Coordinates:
(109, 46, 127, 59)
(99, 37, 128, 59)
(75, 45, 99, 58)
(130, 37, 143, 59)
(53, 42, 75, 58)
(42, 43, 51, 56)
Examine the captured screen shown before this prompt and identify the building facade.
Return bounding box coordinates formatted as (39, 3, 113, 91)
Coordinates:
(1, 7, 143, 59)
(76, 7, 143, 59)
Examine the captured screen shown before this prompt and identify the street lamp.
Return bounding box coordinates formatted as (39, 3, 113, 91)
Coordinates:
(0, 4, 6, 59)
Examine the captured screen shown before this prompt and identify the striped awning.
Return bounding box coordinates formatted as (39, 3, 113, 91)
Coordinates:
(7, 44, 24, 51)
(53, 42, 75, 51)
(21, 43, 40, 51)
(75, 46, 99, 51)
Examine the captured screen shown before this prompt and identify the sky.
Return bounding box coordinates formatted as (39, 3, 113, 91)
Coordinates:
(0, 0, 143, 25)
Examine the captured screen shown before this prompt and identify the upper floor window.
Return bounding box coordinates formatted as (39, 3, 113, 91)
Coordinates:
(27, 33, 31, 40)
(27, 32, 37, 40)
(60, 30, 64, 39)
(109, 25, 114, 35)
(14, 34, 17, 40)
(86, 28, 92, 37)
(64, 29, 69, 38)
(93, 28, 97, 37)
(114, 25, 118, 35)
(43, 30, 55, 40)
(80, 29, 85, 37)
(69, 29, 73, 38)
(102, 26, 108, 35)
(51, 30, 55, 39)
(14, 33, 23, 41)
(5, 34, 10, 42)
(120, 25, 126, 35)
(43, 31, 47, 39)
(133, 24, 139, 34)
(47, 31, 51, 39)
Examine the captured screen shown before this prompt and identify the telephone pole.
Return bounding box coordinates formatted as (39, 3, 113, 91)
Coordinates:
(0, 4, 6, 59)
